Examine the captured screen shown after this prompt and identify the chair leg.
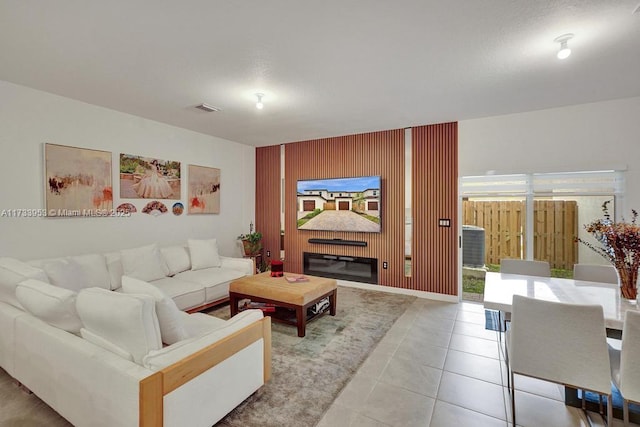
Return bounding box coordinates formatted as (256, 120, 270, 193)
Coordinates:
(623, 399, 629, 427)
(510, 371, 516, 426)
(607, 395, 613, 427)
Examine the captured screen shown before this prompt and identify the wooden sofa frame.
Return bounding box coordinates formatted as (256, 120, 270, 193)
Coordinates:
(138, 316, 272, 426)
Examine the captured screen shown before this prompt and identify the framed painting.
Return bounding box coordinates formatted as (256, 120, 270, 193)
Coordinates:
(45, 143, 113, 217)
(119, 153, 181, 199)
(188, 165, 220, 214)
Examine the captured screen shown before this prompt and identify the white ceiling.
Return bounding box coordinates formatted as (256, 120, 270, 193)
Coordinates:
(1, 1, 639, 147)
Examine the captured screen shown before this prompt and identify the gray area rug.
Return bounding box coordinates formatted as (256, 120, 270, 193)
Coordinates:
(212, 286, 415, 427)
(0, 286, 414, 427)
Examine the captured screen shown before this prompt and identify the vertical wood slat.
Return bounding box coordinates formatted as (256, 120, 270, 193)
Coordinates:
(410, 123, 458, 295)
(255, 146, 282, 266)
(283, 130, 405, 287)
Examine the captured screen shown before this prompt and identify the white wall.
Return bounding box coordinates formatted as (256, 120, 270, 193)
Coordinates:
(459, 96, 640, 214)
(0, 80, 255, 260)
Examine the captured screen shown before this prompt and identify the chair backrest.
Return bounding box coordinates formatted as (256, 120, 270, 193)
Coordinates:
(620, 310, 640, 403)
(573, 263, 618, 284)
(510, 295, 611, 395)
(500, 259, 551, 277)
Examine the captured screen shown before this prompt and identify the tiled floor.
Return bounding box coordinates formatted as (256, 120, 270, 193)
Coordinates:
(317, 297, 638, 427)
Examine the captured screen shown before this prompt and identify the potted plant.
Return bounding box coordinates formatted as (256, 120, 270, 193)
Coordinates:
(577, 201, 640, 299)
(238, 223, 263, 257)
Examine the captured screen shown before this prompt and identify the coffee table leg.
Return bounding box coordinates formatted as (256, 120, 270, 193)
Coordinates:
(330, 289, 337, 316)
(296, 306, 306, 337)
(230, 293, 239, 317)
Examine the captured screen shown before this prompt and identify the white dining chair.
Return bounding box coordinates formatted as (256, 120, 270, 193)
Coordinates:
(573, 263, 618, 284)
(610, 310, 640, 426)
(507, 295, 613, 426)
(497, 259, 551, 335)
(500, 259, 551, 277)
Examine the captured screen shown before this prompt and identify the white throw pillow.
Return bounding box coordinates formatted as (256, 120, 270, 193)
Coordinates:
(160, 246, 191, 276)
(16, 279, 82, 333)
(0, 257, 49, 309)
(69, 254, 110, 289)
(120, 244, 169, 282)
(188, 239, 222, 271)
(121, 276, 188, 345)
(43, 258, 89, 292)
(76, 287, 162, 364)
(142, 309, 264, 371)
(104, 251, 124, 290)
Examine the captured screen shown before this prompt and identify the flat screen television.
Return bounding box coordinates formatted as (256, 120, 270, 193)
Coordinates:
(296, 175, 381, 233)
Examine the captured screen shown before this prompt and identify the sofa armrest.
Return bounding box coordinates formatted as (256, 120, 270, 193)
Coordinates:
(219, 256, 254, 276)
(139, 315, 271, 427)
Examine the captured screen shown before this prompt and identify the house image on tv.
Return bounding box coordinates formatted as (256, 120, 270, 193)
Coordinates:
(297, 188, 379, 213)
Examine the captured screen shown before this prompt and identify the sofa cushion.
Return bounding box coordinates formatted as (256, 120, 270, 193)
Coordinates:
(121, 276, 188, 345)
(142, 309, 263, 370)
(43, 258, 90, 292)
(188, 239, 221, 270)
(0, 257, 50, 309)
(175, 267, 245, 302)
(15, 279, 82, 333)
(161, 246, 191, 276)
(150, 277, 206, 311)
(104, 251, 124, 290)
(69, 254, 110, 289)
(76, 287, 162, 364)
(181, 312, 227, 337)
(120, 243, 169, 282)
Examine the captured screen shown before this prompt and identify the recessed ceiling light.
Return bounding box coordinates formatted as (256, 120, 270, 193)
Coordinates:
(255, 93, 264, 110)
(195, 103, 221, 112)
(554, 33, 574, 60)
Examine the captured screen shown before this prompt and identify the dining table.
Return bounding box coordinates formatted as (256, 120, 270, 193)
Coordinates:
(483, 271, 639, 331)
(483, 270, 640, 420)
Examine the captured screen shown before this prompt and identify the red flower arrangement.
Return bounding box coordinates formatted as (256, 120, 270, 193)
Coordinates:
(577, 200, 640, 299)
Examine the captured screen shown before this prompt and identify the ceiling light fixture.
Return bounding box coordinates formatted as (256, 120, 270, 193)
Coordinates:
(255, 93, 264, 109)
(554, 33, 574, 60)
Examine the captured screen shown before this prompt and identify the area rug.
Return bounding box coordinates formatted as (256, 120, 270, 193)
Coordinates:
(211, 285, 415, 427)
(0, 286, 414, 427)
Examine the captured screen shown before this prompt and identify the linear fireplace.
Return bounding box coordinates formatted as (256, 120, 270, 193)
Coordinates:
(303, 252, 378, 284)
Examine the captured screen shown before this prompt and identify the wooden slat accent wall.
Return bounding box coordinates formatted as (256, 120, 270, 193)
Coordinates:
(283, 130, 406, 286)
(411, 123, 458, 295)
(255, 146, 282, 265)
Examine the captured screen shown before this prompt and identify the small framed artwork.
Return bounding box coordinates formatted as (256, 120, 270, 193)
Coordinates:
(119, 153, 181, 199)
(45, 143, 113, 216)
(188, 165, 220, 214)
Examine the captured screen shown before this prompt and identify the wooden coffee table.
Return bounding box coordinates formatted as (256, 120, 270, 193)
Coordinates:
(229, 272, 337, 337)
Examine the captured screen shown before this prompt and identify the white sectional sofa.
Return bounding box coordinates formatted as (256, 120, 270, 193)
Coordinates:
(0, 239, 271, 427)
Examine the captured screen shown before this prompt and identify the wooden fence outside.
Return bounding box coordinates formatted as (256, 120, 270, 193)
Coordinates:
(462, 200, 578, 269)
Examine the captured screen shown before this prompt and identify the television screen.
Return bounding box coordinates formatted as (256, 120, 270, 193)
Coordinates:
(296, 176, 381, 233)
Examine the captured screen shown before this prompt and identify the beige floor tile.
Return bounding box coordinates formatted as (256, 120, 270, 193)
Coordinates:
(508, 389, 589, 427)
(316, 402, 359, 427)
(453, 320, 500, 341)
(356, 351, 392, 380)
(351, 414, 392, 427)
(406, 323, 452, 348)
(411, 313, 455, 333)
(335, 373, 378, 410)
(437, 371, 507, 421)
(449, 333, 500, 359)
(458, 301, 486, 314)
(444, 349, 503, 385)
(430, 400, 508, 427)
(511, 375, 564, 401)
(456, 309, 487, 325)
(419, 302, 459, 320)
(380, 357, 443, 398)
(394, 336, 449, 369)
(360, 382, 436, 427)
